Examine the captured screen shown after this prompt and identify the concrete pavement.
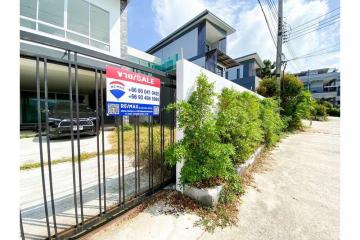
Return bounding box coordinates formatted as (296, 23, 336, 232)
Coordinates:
(83, 117, 340, 240)
(20, 131, 112, 165)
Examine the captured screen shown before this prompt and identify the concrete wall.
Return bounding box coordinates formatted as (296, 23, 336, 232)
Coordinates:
(152, 28, 198, 60)
(175, 59, 262, 191)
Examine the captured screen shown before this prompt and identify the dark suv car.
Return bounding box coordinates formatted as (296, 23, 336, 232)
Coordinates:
(48, 102, 99, 139)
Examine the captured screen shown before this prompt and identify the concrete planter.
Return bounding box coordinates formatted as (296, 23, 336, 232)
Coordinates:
(236, 145, 264, 175)
(183, 184, 224, 207)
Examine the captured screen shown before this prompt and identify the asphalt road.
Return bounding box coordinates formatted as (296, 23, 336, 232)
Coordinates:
(84, 117, 340, 240)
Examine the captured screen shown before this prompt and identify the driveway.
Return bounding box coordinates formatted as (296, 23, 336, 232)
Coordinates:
(84, 117, 340, 240)
(20, 131, 113, 165)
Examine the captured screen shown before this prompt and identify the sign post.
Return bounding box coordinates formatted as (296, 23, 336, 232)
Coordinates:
(106, 66, 161, 116)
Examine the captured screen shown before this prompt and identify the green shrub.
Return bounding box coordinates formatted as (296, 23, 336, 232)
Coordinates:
(260, 98, 285, 146)
(217, 89, 263, 165)
(315, 103, 328, 120)
(328, 107, 340, 117)
(164, 73, 234, 186)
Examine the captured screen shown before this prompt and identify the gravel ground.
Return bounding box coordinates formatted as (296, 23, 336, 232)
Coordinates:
(83, 117, 339, 240)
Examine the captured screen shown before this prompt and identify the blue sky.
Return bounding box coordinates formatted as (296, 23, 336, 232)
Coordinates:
(128, 0, 340, 73)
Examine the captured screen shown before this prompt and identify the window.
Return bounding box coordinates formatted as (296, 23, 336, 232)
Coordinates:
(20, 0, 37, 19)
(90, 5, 109, 43)
(38, 0, 64, 27)
(216, 65, 224, 77)
(67, 0, 89, 36)
(225, 71, 228, 79)
(249, 62, 256, 77)
(20, 0, 110, 51)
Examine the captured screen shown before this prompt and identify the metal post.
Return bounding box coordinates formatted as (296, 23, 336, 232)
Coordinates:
(44, 58, 58, 239)
(74, 53, 85, 225)
(36, 57, 51, 239)
(100, 71, 106, 211)
(95, 70, 102, 215)
(68, 51, 79, 226)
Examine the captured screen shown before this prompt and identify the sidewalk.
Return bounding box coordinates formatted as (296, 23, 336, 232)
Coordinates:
(82, 117, 340, 240)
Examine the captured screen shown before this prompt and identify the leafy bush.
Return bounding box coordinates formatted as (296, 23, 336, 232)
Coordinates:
(164, 73, 234, 186)
(280, 74, 307, 130)
(256, 76, 280, 97)
(260, 98, 285, 146)
(328, 107, 340, 116)
(217, 89, 263, 164)
(315, 103, 328, 120)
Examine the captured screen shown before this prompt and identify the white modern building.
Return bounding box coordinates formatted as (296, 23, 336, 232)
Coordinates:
(20, 0, 131, 128)
(294, 68, 340, 106)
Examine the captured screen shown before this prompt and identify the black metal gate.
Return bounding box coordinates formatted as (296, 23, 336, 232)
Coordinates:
(20, 31, 176, 239)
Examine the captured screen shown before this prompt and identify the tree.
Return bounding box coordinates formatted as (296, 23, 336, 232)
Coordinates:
(261, 59, 275, 78)
(256, 76, 279, 97)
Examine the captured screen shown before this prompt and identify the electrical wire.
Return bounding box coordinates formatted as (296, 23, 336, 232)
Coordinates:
(287, 19, 339, 41)
(291, 7, 340, 30)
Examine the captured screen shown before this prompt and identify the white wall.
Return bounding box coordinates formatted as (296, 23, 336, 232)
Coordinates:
(175, 60, 262, 191)
(152, 28, 198, 60)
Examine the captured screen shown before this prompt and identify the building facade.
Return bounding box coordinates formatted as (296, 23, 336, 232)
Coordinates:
(294, 68, 340, 106)
(146, 10, 239, 77)
(225, 53, 264, 91)
(20, 0, 129, 128)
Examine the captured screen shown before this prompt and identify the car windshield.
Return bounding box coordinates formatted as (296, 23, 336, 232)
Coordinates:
(53, 103, 93, 113)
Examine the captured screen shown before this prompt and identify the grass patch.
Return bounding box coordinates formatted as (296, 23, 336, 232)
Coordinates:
(20, 151, 105, 171)
(108, 124, 172, 167)
(20, 133, 35, 139)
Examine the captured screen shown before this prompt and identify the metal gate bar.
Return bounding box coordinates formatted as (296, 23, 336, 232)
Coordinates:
(20, 31, 176, 239)
(68, 51, 79, 227)
(44, 58, 59, 239)
(36, 56, 51, 239)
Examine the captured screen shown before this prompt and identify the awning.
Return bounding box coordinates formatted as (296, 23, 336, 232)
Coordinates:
(212, 49, 239, 68)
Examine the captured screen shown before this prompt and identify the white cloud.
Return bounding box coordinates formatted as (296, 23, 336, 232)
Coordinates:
(151, 0, 339, 73)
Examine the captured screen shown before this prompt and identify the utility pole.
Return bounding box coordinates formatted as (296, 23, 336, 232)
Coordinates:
(275, 0, 284, 99)
(307, 69, 310, 91)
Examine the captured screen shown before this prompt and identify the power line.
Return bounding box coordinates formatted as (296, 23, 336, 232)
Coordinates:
(257, 0, 277, 47)
(291, 7, 340, 30)
(287, 48, 339, 61)
(290, 13, 339, 35)
(287, 19, 339, 41)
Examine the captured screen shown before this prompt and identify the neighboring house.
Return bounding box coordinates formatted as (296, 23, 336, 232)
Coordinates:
(20, 0, 130, 128)
(146, 10, 239, 77)
(225, 53, 265, 91)
(294, 68, 340, 106)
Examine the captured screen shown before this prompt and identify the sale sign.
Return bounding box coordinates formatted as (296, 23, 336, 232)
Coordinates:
(106, 66, 161, 116)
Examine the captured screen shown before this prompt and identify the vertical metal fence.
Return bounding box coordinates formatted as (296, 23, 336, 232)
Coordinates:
(20, 31, 176, 239)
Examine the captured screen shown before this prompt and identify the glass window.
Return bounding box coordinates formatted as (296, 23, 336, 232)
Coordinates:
(90, 39, 110, 51)
(38, 23, 65, 37)
(67, 0, 89, 35)
(20, 18, 36, 29)
(90, 4, 109, 43)
(38, 0, 64, 27)
(239, 65, 244, 78)
(67, 31, 89, 45)
(20, 0, 37, 19)
(249, 62, 255, 77)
